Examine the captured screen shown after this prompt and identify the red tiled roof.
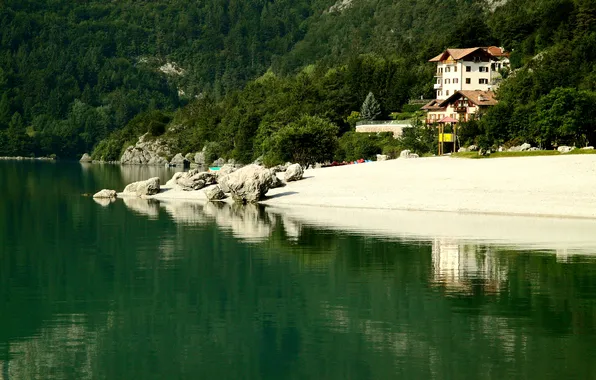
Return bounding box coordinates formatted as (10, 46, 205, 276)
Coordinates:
(429, 46, 509, 62)
(428, 48, 482, 62)
(438, 90, 498, 107)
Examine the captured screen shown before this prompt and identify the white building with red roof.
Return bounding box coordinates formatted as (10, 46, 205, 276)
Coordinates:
(422, 46, 509, 125)
(429, 46, 509, 100)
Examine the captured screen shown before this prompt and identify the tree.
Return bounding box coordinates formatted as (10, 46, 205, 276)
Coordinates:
(534, 87, 596, 147)
(265, 115, 339, 168)
(360, 92, 381, 120)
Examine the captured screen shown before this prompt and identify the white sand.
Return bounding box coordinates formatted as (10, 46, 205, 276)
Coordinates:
(261, 155, 596, 219)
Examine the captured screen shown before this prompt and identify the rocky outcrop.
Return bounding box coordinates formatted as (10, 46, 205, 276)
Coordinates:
(120, 133, 172, 165)
(225, 164, 276, 203)
(80, 153, 92, 163)
(170, 153, 190, 168)
(376, 154, 388, 161)
(284, 164, 304, 182)
(400, 150, 419, 159)
(123, 177, 160, 196)
(204, 185, 227, 201)
(93, 189, 117, 198)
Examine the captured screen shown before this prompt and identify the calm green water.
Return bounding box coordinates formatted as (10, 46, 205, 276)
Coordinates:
(1, 161, 596, 379)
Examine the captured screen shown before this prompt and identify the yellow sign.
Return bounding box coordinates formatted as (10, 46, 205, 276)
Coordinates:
(439, 133, 453, 142)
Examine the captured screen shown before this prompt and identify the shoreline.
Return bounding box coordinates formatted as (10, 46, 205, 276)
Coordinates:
(139, 154, 596, 220)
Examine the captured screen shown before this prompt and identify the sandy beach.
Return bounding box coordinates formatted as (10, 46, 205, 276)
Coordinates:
(150, 154, 596, 219)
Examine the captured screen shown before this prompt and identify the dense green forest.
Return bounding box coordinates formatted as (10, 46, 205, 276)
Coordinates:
(1, 0, 595, 160)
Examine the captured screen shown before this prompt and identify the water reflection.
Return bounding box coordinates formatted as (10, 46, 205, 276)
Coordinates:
(4, 160, 596, 379)
(431, 239, 507, 294)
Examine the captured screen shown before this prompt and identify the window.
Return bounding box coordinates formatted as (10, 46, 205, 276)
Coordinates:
(479, 66, 488, 73)
(445, 79, 450, 84)
(446, 90, 450, 96)
(453, 78, 459, 84)
(465, 78, 471, 84)
(466, 66, 471, 72)
(436, 78, 441, 84)
(479, 78, 489, 84)
(445, 66, 451, 73)
(437, 90, 442, 96)
(454, 66, 458, 72)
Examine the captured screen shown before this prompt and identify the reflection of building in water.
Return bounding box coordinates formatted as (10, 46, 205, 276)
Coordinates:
(431, 239, 507, 293)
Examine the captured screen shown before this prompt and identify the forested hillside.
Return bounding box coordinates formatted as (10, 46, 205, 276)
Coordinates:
(1, 0, 595, 159)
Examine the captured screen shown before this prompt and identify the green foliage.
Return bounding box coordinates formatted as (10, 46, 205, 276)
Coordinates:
(336, 132, 392, 161)
(264, 115, 339, 167)
(360, 92, 381, 121)
(2, 0, 596, 158)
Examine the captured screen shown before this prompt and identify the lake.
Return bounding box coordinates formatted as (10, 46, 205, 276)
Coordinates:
(1, 161, 596, 379)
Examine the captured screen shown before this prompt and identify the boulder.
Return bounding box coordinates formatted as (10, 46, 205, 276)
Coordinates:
(557, 146, 575, 153)
(528, 147, 540, 151)
(457, 147, 468, 153)
(212, 157, 226, 167)
(93, 189, 117, 198)
(166, 170, 214, 191)
(170, 153, 190, 168)
(376, 154, 389, 161)
(581, 146, 595, 150)
(194, 151, 206, 165)
(508, 145, 522, 152)
(520, 143, 532, 151)
(400, 150, 418, 159)
(268, 170, 286, 188)
(184, 153, 194, 162)
(225, 164, 275, 203)
(204, 185, 227, 201)
(80, 153, 92, 163)
(123, 177, 160, 196)
(468, 145, 479, 152)
(284, 164, 304, 182)
(216, 164, 237, 180)
(120, 133, 172, 165)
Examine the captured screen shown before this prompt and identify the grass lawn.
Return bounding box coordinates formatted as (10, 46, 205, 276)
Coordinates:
(451, 149, 596, 159)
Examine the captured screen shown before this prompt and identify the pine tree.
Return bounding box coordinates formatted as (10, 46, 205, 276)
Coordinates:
(0, 93, 10, 127)
(360, 91, 381, 120)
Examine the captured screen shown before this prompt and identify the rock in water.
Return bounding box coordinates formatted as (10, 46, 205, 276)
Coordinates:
(123, 177, 160, 196)
(170, 153, 190, 168)
(204, 185, 227, 201)
(225, 164, 274, 203)
(80, 153, 92, 163)
(284, 164, 304, 182)
(93, 189, 117, 198)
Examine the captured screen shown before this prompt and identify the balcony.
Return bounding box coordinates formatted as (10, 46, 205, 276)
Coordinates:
(433, 83, 442, 90)
(455, 107, 467, 113)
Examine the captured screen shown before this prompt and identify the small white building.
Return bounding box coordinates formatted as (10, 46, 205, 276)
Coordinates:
(429, 46, 509, 100)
